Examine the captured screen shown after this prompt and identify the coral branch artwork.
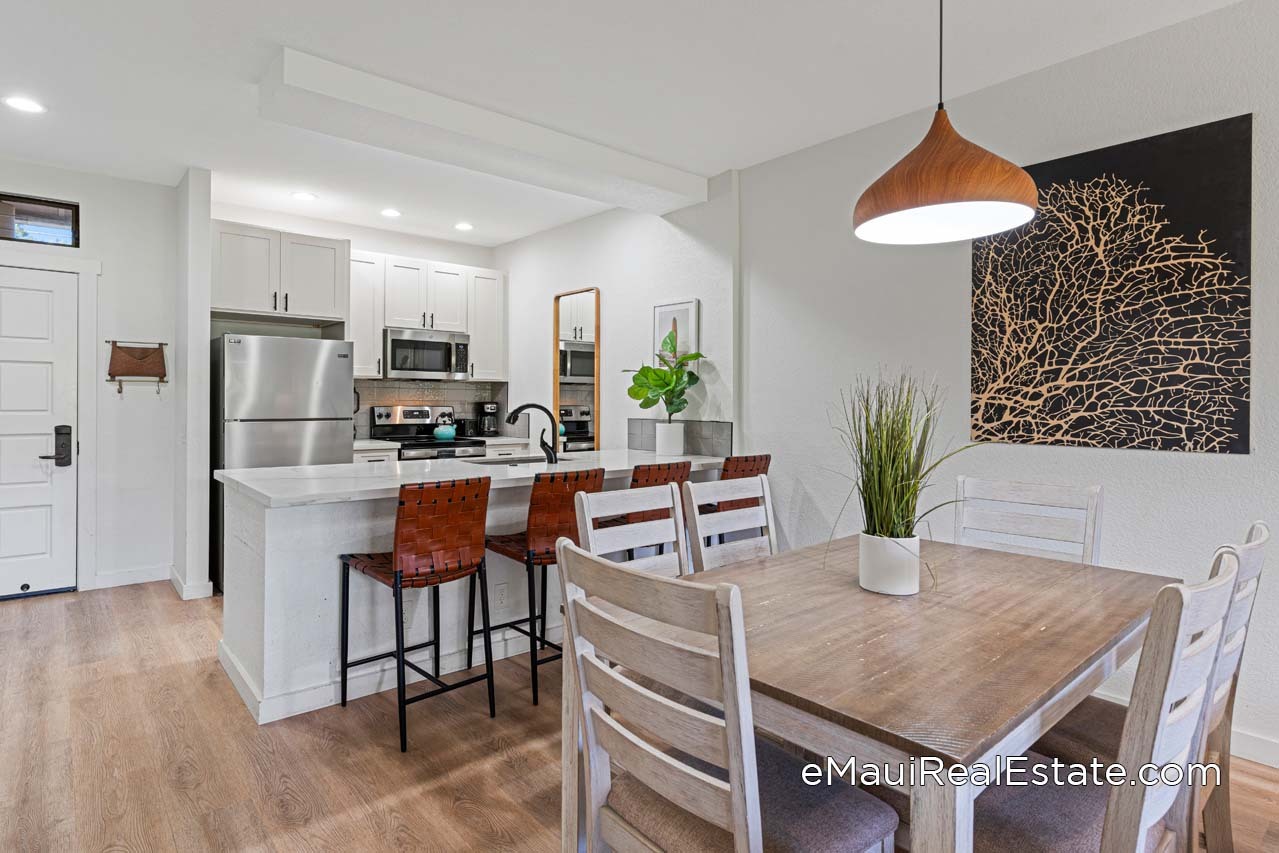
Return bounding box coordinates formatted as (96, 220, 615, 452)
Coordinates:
(971, 115, 1251, 454)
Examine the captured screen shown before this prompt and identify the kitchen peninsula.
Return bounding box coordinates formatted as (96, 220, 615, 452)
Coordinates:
(213, 450, 723, 723)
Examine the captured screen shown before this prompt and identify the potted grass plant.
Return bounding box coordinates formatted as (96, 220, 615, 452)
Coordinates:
(832, 372, 968, 595)
(626, 329, 705, 455)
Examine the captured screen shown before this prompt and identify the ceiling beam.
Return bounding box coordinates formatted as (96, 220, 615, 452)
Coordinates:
(258, 48, 708, 214)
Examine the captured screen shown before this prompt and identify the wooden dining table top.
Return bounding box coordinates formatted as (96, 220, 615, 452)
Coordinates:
(693, 535, 1177, 767)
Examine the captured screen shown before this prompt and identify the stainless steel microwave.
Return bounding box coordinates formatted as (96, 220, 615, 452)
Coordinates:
(559, 341, 595, 384)
(383, 329, 470, 380)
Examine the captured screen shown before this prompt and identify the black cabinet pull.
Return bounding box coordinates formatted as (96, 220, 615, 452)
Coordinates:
(273, 291, 278, 310)
(422, 312, 426, 327)
(430, 312, 435, 328)
(284, 292, 289, 312)
(377, 357, 381, 374)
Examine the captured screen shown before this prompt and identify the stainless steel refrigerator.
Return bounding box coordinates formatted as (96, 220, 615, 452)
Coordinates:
(211, 334, 355, 588)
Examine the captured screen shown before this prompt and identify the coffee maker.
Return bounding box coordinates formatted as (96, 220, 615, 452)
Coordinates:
(475, 401, 501, 436)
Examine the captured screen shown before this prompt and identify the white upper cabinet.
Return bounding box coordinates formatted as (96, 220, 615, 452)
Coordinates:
(212, 222, 279, 315)
(426, 262, 469, 333)
(468, 269, 507, 381)
(558, 291, 595, 342)
(280, 232, 348, 319)
(384, 256, 428, 329)
(349, 252, 386, 378)
(212, 221, 349, 322)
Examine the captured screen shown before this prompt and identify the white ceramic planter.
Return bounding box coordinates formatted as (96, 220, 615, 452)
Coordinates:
(655, 421, 685, 456)
(858, 533, 921, 596)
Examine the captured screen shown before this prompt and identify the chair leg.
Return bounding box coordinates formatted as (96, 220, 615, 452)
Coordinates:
(340, 561, 350, 707)
(393, 574, 408, 752)
(539, 562, 549, 650)
(466, 572, 477, 670)
(1203, 725, 1235, 853)
(477, 562, 497, 718)
(431, 585, 441, 676)
(525, 559, 539, 705)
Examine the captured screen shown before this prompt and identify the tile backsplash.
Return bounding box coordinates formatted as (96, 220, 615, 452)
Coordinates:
(627, 418, 733, 457)
(355, 380, 500, 437)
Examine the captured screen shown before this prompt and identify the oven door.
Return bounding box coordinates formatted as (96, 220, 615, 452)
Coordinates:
(559, 342, 595, 384)
(384, 329, 469, 380)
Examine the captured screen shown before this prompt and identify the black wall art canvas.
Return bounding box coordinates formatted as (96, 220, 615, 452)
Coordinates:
(971, 115, 1252, 454)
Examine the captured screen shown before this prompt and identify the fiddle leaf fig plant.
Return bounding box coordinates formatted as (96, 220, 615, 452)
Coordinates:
(625, 329, 705, 423)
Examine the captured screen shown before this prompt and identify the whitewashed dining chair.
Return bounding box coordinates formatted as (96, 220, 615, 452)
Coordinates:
(575, 483, 690, 577)
(555, 538, 898, 853)
(682, 475, 778, 572)
(970, 557, 1238, 852)
(1199, 522, 1269, 853)
(955, 475, 1103, 563)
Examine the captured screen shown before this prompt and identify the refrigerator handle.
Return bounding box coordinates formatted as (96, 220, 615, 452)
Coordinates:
(354, 387, 360, 414)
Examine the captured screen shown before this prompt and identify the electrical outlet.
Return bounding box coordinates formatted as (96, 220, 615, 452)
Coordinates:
(494, 582, 508, 609)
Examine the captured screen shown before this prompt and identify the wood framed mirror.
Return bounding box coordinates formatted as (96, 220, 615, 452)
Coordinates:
(553, 287, 600, 452)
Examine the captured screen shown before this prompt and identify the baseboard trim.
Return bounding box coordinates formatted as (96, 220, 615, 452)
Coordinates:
(1093, 685, 1278, 768)
(85, 563, 171, 590)
(243, 623, 565, 725)
(169, 565, 215, 600)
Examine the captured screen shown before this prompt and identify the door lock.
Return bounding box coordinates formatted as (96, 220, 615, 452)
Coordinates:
(38, 425, 73, 467)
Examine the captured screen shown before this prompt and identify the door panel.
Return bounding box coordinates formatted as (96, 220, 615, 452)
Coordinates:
(350, 253, 385, 378)
(223, 419, 354, 469)
(427, 263, 469, 332)
(469, 269, 506, 381)
(281, 233, 345, 319)
(221, 336, 354, 421)
(385, 257, 426, 329)
(0, 266, 77, 597)
(212, 221, 278, 313)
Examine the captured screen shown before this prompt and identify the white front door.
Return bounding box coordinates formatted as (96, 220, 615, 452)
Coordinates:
(0, 265, 77, 597)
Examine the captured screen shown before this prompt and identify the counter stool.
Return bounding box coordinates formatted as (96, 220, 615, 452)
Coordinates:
(701, 454, 771, 545)
(340, 477, 495, 753)
(479, 468, 605, 705)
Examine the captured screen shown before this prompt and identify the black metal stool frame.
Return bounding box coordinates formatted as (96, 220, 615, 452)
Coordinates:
(464, 554, 561, 705)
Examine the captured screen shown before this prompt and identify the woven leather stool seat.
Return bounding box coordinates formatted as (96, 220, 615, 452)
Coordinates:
(343, 551, 478, 588)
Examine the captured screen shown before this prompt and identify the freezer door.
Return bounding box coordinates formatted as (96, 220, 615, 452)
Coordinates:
(221, 335, 354, 421)
(223, 419, 354, 469)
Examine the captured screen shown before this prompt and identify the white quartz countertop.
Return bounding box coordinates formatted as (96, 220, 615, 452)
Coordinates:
(215, 450, 723, 508)
(354, 439, 401, 451)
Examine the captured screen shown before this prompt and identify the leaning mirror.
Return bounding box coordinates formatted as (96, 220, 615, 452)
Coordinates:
(553, 288, 600, 452)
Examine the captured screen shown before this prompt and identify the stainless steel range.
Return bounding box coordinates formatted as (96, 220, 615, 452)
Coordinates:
(559, 405, 595, 452)
(370, 405, 487, 460)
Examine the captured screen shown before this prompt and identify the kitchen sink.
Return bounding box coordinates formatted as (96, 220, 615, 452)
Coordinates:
(465, 454, 576, 466)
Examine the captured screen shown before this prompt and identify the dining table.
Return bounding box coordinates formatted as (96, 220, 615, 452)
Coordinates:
(560, 535, 1177, 852)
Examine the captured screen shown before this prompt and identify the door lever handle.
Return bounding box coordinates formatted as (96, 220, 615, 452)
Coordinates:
(38, 454, 56, 460)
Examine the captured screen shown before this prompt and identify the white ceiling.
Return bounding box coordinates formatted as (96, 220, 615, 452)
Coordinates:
(0, 0, 1242, 246)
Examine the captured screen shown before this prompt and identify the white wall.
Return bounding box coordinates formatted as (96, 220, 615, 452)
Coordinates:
(738, 0, 1278, 765)
(0, 157, 179, 589)
(495, 172, 738, 448)
(211, 203, 496, 268)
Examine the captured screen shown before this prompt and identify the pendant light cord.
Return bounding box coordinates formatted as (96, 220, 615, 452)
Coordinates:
(937, 0, 945, 110)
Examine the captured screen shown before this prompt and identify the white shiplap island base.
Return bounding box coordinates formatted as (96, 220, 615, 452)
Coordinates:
(213, 450, 723, 723)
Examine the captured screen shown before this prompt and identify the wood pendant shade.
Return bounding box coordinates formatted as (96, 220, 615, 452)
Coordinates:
(853, 108, 1038, 244)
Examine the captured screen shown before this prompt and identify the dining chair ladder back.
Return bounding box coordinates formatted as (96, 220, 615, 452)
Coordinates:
(576, 483, 690, 577)
(955, 475, 1103, 564)
(683, 475, 778, 572)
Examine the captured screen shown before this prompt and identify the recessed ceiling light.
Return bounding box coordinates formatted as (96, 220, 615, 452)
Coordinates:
(4, 96, 46, 114)
(291, 191, 318, 201)
(454, 222, 474, 232)
(381, 208, 401, 218)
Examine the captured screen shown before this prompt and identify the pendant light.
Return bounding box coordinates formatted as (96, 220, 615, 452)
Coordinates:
(853, 0, 1037, 244)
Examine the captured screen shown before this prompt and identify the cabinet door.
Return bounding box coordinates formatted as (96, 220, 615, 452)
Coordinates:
(384, 256, 427, 329)
(559, 295, 576, 341)
(350, 252, 385, 378)
(212, 221, 279, 314)
(575, 291, 596, 342)
(426, 263, 469, 332)
(280, 233, 348, 319)
(468, 268, 507, 381)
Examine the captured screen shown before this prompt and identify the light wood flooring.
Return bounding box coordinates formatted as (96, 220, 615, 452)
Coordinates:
(1, 582, 1276, 852)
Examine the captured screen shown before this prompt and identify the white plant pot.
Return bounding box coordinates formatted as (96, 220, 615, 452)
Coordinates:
(655, 421, 685, 456)
(858, 534, 921, 596)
